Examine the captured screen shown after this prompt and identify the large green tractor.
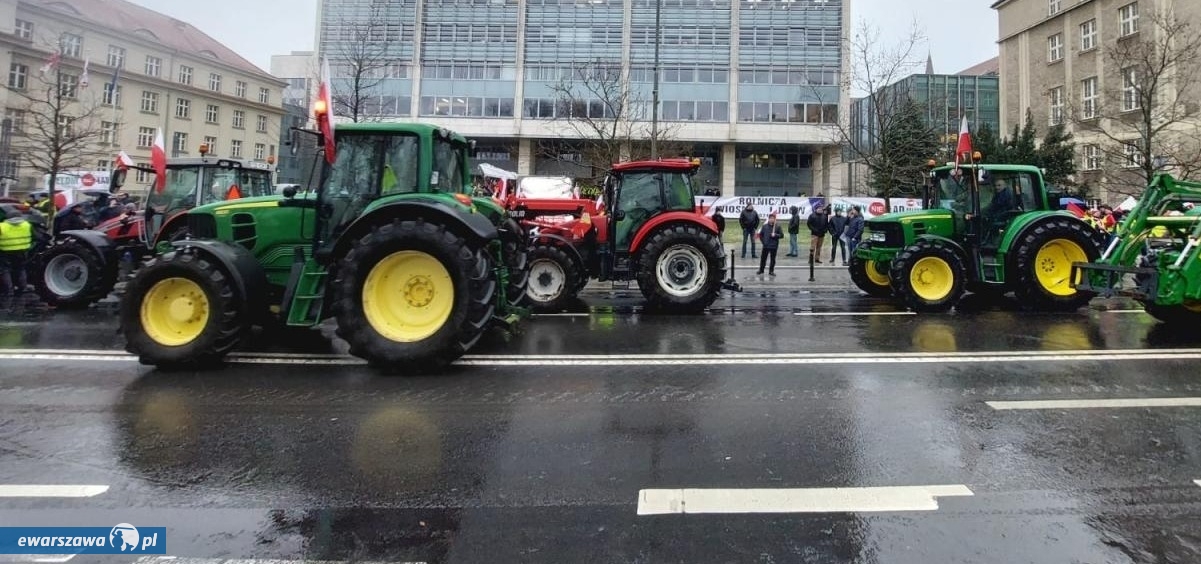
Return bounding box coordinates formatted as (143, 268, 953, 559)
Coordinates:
(1071, 173, 1201, 325)
(117, 122, 529, 371)
(849, 162, 1105, 312)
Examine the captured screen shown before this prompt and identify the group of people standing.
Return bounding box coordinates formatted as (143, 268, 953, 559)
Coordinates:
(737, 203, 865, 275)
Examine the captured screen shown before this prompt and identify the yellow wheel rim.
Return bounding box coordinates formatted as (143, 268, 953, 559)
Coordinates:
(140, 277, 210, 346)
(1035, 239, 1088, 296)
(910, 256, 954, 302)
(362, 250, 454, 343)
(864, 260, 891, 287)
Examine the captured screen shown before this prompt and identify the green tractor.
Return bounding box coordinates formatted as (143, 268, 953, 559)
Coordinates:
(849, 162, 1105, 312)
(116, 122, 529, 371)
(1071, 173, 1201, 325)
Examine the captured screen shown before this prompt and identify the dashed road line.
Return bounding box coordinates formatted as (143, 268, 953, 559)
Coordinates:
(793, 311, 915, 316)
(0, 485, 108, 498)
(986, 397, 1201, 410)
(637, 485, 974, 515)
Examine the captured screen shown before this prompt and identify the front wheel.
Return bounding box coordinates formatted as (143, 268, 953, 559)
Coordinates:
(120, 250, 246, 367)
(849, 252, 893, 298)
(33, 238, 116, 309)
(1011, 217, 1103, 312)
(889, 240, 966, 313)
(636, 224, 726, 314)
(524, 243, 582, 312)
(332, 219, 496, 372)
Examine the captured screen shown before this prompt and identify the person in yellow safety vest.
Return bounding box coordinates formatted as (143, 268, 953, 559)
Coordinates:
(0, 211, 33, 295)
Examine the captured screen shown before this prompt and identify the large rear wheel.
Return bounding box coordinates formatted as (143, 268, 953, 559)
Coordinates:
(120, 250, 246, 367)
(889, 240, 966, 313)
(636, 224, 725, 314)
(33, 238, 116, 309)
(524, 243, 582, 312)
(499, 218, 529, 309)
(1012, 217, 1102, 312)
(332, 219, 496, 372)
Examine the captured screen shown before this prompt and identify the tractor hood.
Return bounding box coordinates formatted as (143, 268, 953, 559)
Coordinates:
(863, 208, 956, 247)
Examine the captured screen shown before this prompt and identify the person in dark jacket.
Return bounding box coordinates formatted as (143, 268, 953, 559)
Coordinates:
(739, 204, 760, 259)
(828, 208, 848, 265)
(786, 206, 801, 257)
(846, 206, 866, 256)
(757, 212, 783, 275)
(806, 204, 830, 263)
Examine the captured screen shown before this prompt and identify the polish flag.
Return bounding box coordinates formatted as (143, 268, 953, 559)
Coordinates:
(151, 129, 167, 192)
(113, 150, 134, 170)
(80, 57, 90, 88)
(315, 56, 335, 164)
(954, 115, 973, 172)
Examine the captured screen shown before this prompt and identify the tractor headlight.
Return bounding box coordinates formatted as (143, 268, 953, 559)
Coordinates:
(868, 231, 886, 242)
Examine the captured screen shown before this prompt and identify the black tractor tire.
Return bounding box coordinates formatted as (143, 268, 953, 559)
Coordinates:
(120, 250, 246, 368)
(636, 224, 726, 314)
(331, 219, 496, 372)
(499, 218, 529, 309)
(1142, 302, 1201, 326)
(849, 253, 893, 298)
(33, 238, 117, 309)
(523, 243, 583, 312)
(1011, 217, 1103, 312)
(889, 239, 966, 313)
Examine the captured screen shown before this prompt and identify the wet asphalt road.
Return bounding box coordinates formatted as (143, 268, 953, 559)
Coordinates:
(1, 272, 1201, 564)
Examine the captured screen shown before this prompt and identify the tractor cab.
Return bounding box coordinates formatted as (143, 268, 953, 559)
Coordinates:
(602, 158, 701, 273)
(927, 164, 1047, 250)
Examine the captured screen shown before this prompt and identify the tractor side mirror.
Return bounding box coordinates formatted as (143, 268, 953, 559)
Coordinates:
(110, 169, 126, 192)
(282, 186, 297, 198)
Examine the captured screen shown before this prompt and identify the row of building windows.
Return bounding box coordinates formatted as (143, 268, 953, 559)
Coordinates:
(1047, 2, 1138, 63)
(737, 26, 839, 48)
(1078, 142, 1150, 171)
(324, 22, 414, 44)
(423, 23, 516, 43)
(737, 101, 837, 123)
(330, 61, 838, 86)
(1046, 69, 1141, 127)
(419, 96, 515, 117)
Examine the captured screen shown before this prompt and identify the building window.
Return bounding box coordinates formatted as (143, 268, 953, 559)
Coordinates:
(209, 73, 222, 92)
(1049, 86, 1064, 125)
(1122, 67, 1140, 111)
(8, 63, 27, 89)
(61, 34, 81, 58)
(1048, 34, 1063, 62)
(104, 83, 122, 106)
(59, 74, 78, 99)
(1083, 144, 1101, 170)
(144, 55, 161, 77)
(141, 91, 159, 113)
(178, 65, 192, 85)
(1079, 19, 1097, 51)
(100, 121, 118, 144)
(254, 143, 265, 160)
(175, 98, 190, 119)
(258, 87, 270, 104)
(135, 162, 151, 183)
(232, 110, 245, 129)
(420, 96, 515, 118)
(203, 135, 217, 153)
(1124, 142, 1142, 167)
(137, 127, 155, 148)
(1080, 77, 1097, 119)
(5, 108, 25, 134)
(1119, 2, 1139, 37)
(14, 19, 32, 40)
(205, 104, 219, 123)
(57, 116, 74, 136)
(256, 115, 267, 132)
(106, 46, 125, 68)
(1048, 0, 1060, 16)
(230, 139, 242, 158)
(173, 131, 188, 154)
(235, 80, 246, 98)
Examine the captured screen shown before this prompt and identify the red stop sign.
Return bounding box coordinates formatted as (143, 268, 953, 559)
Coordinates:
(80, 173, 95, 187)
(869, 202, 886, 216)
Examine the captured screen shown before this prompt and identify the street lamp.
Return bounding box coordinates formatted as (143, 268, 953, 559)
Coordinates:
(650, 0, 661, 159)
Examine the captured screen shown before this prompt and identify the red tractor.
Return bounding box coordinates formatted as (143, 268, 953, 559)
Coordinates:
(507, 158, 738, 312)
(32, 153, 275, 309)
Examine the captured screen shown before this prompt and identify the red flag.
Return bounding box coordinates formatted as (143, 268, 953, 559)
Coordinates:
(954, 115, 973, 171)
(1066, 202, 1087, 218)
(315, 57, 335, 164)
(151, 129, 167, 193)
(113, 150, 133, 171)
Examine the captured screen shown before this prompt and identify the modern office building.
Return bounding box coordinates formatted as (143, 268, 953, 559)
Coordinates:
(845, 64, 1001, 194)
(992, 0, 1201, 202)
(316, 0, 850, 197)
(0, 0, 287, 193)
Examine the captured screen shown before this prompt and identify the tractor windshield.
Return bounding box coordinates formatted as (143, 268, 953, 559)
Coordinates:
(316, 132, 420, 246)
(931, 170, 974, 216)
(145, 166, 274, 215)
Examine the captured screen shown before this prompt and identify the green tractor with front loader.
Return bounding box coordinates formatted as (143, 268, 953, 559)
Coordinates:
(116, 122, 530, 372)
(849, 161, 1106, 312)
(1071, 173, 1201, 325)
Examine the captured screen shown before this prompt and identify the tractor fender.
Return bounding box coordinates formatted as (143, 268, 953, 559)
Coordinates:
(629, 212, 721, 255)
(328, 200, 499, 262)
(152, 213, 189, 248)
(170, 239, 269, 323)
(529, 232, 587, 272)
(54, 229, 115, 265)
(911, 234, 969, 261)
(997, 211, 1089, 253)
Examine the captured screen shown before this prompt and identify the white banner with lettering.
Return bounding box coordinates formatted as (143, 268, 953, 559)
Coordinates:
(695, 196, 923, 221)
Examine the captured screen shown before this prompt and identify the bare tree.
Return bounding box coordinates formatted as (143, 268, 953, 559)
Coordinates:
(541, 60, 689, 185)
(815, 19, 940, 203)
(327, 1, 390, 123)
(7, 45, 108, 228)
(1071, 7, 1201, 199)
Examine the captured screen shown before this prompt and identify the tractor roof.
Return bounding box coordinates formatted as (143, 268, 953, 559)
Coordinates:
(167, 157, 273, 171)
(933, 163, 1043, 173)
(335, 122, 470, 144)
(611, 158, 700, 173)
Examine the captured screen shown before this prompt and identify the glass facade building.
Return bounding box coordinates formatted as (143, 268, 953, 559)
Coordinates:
(317, 0, 848, 196)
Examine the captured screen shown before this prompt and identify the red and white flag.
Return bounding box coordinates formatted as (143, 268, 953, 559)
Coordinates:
(315, 56, 336, 164)
(151, 129, 167, 193)
(954, 115, 973, 172)
(79, 57, 90, 88)
(39, 51, 60, 76)
(113, 150, 134, 170)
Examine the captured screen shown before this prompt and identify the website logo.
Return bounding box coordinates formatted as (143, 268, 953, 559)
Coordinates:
(0, 525, 166, 555)
(109, 523, 140, 551)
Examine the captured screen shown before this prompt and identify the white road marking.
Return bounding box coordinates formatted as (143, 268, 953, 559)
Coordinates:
(1101, 309, 1150, 314)
(637, 485, 973, 515)
(0, 556, 75, 563)
(986, 397, 1201, 410)
(0, 485, 109, 497)
(135, 559, 421, 564)
(793, 311, 915, 316)
(3, 348, 1201, 367)
(1194, 480, 1201, 488)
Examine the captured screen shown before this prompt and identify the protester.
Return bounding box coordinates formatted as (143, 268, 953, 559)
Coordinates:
(828, 208, 848, 265)
(739, 204, 760, 259)
(786, 206, 800, 257)
(757, 212, 783, 276)
(807, 204, 829, 263)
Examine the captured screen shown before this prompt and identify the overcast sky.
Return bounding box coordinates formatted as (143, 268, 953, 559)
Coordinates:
(128, 0, 998, 77)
